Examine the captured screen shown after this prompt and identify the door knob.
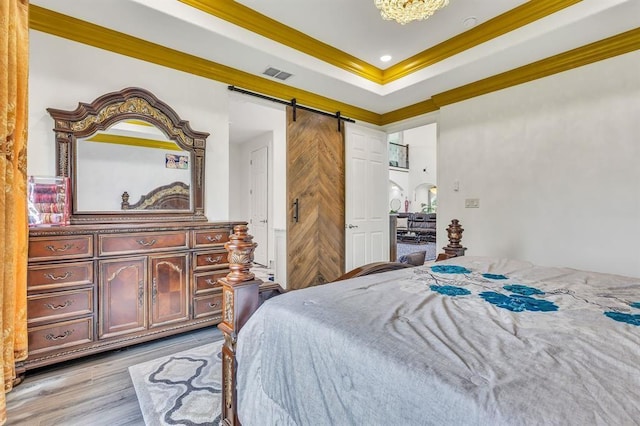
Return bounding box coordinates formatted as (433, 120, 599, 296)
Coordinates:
(347, 224, 358, 229)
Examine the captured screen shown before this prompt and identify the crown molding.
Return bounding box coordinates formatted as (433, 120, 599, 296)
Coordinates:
(180, 0, 581, 85)
(178, 0, 382, 83)
(28, 5, 381, 125)
(29, 6, 640, 127)
(382, 0, 582, 84)
(381, 26, 640, 125)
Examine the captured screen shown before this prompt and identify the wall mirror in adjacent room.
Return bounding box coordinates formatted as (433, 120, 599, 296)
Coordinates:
(47, 87, 209, 224)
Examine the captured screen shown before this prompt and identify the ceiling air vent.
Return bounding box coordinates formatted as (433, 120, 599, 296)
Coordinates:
(263, 67, 293, 81)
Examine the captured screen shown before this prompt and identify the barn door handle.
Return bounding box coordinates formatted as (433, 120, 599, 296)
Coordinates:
(293, 198, 299, 223)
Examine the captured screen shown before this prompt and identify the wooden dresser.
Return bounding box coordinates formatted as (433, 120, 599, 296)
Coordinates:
(20, 221, 243, 373)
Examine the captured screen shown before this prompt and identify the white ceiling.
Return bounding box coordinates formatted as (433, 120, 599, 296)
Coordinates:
(30, 0, 640, 142)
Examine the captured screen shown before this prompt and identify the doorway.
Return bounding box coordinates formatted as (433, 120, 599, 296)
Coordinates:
(250, 146, 268, 266)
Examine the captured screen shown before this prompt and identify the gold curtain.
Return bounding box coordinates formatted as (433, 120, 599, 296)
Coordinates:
(0, 0, 29, 424)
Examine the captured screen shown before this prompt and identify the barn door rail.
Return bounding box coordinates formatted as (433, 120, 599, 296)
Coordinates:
(228, 86, 355, 131)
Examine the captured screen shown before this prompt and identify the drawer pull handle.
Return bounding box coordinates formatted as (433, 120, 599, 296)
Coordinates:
(44, 271, 72, 281)
(44, 300, 73, 310)
(206, 255, 223, 264)
(45, 329, 74, 341)
(205, 235, 222, 242)
(208, 302, 220, 308)
(205, 278, 217, 286)
(45, 243, 73, 252)
(136, 239, 157, 247)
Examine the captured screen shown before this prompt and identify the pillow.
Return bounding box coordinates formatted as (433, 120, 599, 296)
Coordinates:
(398, 251, 426, 266)
(396, 217, 408, 229)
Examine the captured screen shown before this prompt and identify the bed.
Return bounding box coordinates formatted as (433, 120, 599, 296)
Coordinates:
(120, 181, 190, 210)
(217, 222, 640, 425)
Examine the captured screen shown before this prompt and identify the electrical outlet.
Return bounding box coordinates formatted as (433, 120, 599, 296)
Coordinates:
(465, 198, 480, 208)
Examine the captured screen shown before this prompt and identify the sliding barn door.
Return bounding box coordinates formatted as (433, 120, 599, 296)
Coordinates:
(287, 107, 345, 290)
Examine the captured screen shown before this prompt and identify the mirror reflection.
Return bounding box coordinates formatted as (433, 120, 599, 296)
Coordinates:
(75, 119, 191, 212)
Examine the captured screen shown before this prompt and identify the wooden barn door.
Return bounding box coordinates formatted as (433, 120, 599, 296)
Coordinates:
(287, 107, 345, 290)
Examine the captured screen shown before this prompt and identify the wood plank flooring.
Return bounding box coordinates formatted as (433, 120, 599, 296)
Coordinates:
(6, 327, 222, 426)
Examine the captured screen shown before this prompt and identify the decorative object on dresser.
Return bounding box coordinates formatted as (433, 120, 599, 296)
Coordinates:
(27, 176, 70, 227)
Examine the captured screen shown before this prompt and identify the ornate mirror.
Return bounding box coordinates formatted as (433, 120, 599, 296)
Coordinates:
(47, 87, 208, 224)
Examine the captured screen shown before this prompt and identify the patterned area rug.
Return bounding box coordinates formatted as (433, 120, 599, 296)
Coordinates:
(129, 341, 224, 426)
(397, 242, 437, 262)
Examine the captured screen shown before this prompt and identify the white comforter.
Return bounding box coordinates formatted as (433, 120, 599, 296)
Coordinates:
(236, 257, 640, 425)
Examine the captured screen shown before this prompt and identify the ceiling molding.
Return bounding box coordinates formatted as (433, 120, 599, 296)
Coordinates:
(178, 0, 382, 83)
(382, 0, 582, 84)
(381, 26, 640, 125)
(180, 0, 581, 85)
(28, 5, 381, 125)
(28, 6, 640, 127)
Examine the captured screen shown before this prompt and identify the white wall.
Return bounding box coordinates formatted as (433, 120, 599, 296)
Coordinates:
(28, 31, 231, 220)
(438, 50, 640, 277)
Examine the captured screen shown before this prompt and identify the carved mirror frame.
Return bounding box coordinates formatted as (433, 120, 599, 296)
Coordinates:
(47, 87, 208, 224)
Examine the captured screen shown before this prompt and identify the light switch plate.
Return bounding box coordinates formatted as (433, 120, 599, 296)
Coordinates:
(465, 198, 480, 208)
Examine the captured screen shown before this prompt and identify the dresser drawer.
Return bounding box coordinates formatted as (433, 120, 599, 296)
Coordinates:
(27, 261, 93, 291)
(193, 292, 223, 319)
(29, 235, 93, 262)
(193, 269, 229, 294)
(28, 288, 94, 324)
(99, 231, 188, 255)
(192, 250, 227, 270)
(193, 229, 231, 248)
(28, 317, 94, 355)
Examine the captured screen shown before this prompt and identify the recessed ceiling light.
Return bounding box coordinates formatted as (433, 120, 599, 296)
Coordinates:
(463, 16, 478, 28)
(380, 55, 392, 63)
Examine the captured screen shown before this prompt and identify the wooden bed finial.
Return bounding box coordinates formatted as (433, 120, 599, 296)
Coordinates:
(225, 224, 257, 284)
(443, 219, 467, 257)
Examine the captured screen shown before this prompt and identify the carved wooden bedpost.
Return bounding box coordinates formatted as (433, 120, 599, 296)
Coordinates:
(443, 219, 467, 258)
(218, 225, 261, 426)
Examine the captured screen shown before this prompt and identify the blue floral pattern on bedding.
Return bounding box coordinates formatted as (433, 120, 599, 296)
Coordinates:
(482, 273, 508, 280)
(503, 284, 545, 296)
(430, 285, 471, 296)
(479, 292, 559, 312)
(604, 312, 640, 326)
(430, 265, 471, 274)
(422, 264, 640, 321)
(424, 266, 559, 313)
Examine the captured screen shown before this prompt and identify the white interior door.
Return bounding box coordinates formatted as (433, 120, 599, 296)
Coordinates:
(345, 123, 389, 271)
(250, 146, 268, 266)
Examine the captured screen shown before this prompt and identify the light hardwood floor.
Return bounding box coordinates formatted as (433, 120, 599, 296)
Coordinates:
(6, 326, 222, 426)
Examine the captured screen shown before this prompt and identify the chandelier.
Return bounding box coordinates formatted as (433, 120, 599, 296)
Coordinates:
(375, 0, 449, 25)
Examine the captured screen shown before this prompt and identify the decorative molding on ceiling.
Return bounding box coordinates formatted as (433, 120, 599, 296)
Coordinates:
(29, 5, 640, 127)
(383, 26, 640, 125)
(179, 0, 582, 85)
(28, 5, 380, 124)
